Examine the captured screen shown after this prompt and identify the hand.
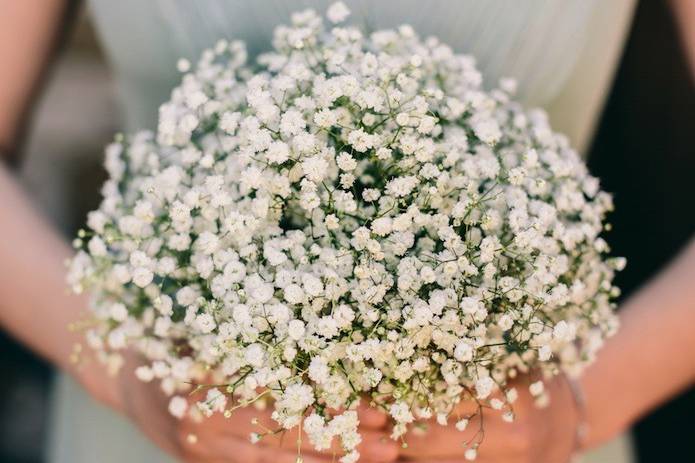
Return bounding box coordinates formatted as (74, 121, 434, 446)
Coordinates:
(398, 375, 578, 463)
(178, 399, 400, 463)
(79, 350, 398, 463)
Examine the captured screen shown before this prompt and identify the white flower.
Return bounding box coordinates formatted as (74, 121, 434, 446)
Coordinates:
(490, 398, 504, 410)
(363, 368, 383, 387)
(396, 112, 410, 126)
(280, 109, 305, 137)
(347, 129, 374, 152)
(168, 396, 188, 419)
(220, 111, 241, 133)
(498, 314, 514, 331)
(385, 176, 418, 197)
(325, 214, 340, 230)
(288, 319, 306, 340)
(308, 356, 330, 384)
(327, 2, 350, 24)
(529, 381, 545, 397)
(199, 388, 227, 416)
(246, 276, 275, 303)
(154, 295, 173, 316)
(169, 200, 191, 222)
(135, 365, 154, 382)
(316, 316, 338, 338)
(389, 402, 414, 424)
(479, 236, 499, 263)
(132, 267, 154, 288)
(552, 320, 575, 342)
(475, 376, 495, 399)
(284, 284, 305, 305)
(304, 412, 325, 434)
(341, 451, 360, 463)
(244, 343, 266, 367)
(314, 108, 338, 128)
(459, 296, 482, 315)
(538, 344, 552, 361)
(195, 313, 216, 333)
(196, 231, 219, 254)
(455, 418, 469, 431)
(70, 4, 622, 460)
(371, 217, 392, 236)
(302, 155, 329, 182)
(87, 211, 108, 233)
(176, 286, 198, 306)
(454, 341, 474, 362)
(176, 58, 191, 73)
(281, 383, 315, 412)
(266, 140, 290, 164)
(362, 188, 381, 202)
(88, 236, 107, 257)
(336, 152, 357, 171)
(109, 303, 129, 322)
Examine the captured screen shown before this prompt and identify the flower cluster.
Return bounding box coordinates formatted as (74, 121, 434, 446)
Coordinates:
(69, 3, 623, 461)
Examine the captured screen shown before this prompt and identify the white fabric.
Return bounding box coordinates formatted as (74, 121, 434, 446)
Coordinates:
(49, 1, 637, 461)
(87, 0, 634, 153)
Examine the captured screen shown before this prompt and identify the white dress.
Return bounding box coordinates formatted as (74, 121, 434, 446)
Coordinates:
(48, 1, 637, 461)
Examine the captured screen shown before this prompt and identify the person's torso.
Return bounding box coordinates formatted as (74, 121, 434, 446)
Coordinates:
(51, 3, 639, 463)
(88, 0, 636, 153)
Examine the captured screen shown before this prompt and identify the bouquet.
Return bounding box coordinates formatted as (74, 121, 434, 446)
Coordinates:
(68, 3, 624, 462)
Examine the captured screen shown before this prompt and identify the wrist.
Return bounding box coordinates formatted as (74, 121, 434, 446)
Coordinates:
(562, 374, 589, 455)
(577, 368, 633, 450)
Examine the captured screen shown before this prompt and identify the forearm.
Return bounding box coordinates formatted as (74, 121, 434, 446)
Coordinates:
(581, 0, 695, 448)
(581, 238, 695, 448)
(0, 0, 73, 161)
(671, 0, 695, 79)
(0, 164, 120, 407)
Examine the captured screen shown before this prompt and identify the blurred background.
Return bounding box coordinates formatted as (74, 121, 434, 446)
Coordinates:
(1, 1, 693, 462)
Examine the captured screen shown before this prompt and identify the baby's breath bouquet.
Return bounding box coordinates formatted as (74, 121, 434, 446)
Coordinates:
(68, 3, 624, 462)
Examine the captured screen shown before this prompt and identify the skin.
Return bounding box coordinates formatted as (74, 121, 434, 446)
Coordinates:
(403, 2, 695, 460)
(399, 376, 578, 463)
(0, 163, 399, 463)
(400, 239, 695, 462)
(0, 1, 694, 462)
(116, 345, 399, 463)
(671, 0, 695, 78)
(0, 3, 397, 461)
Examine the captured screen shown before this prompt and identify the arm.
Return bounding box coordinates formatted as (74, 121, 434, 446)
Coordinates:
(671, 0, 695, 79)
(397, 241, 695, 463)
(584, 0, 695, 445)
(0, 0, 120, 406)
(0, 7, 394, 461)
(0, 0, 76, 163)
(0, 164, 121, 406)
(581, 238, 695, 447)
(0, 0, 121, 404)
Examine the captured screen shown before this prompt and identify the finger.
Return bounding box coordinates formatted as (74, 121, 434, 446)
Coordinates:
(357, 402, 390, 429)
(399, 458, 498, 463)
(324, 401, 389, 429)
(241, 423, 397, 461)
(187, 403, 398, 461)
(399, 414, 521, 460)
(184, 433, 337, 463)
(450, 397, 484, 417)
(357, 429, 399, 463)
(265, 424, 398, 461)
